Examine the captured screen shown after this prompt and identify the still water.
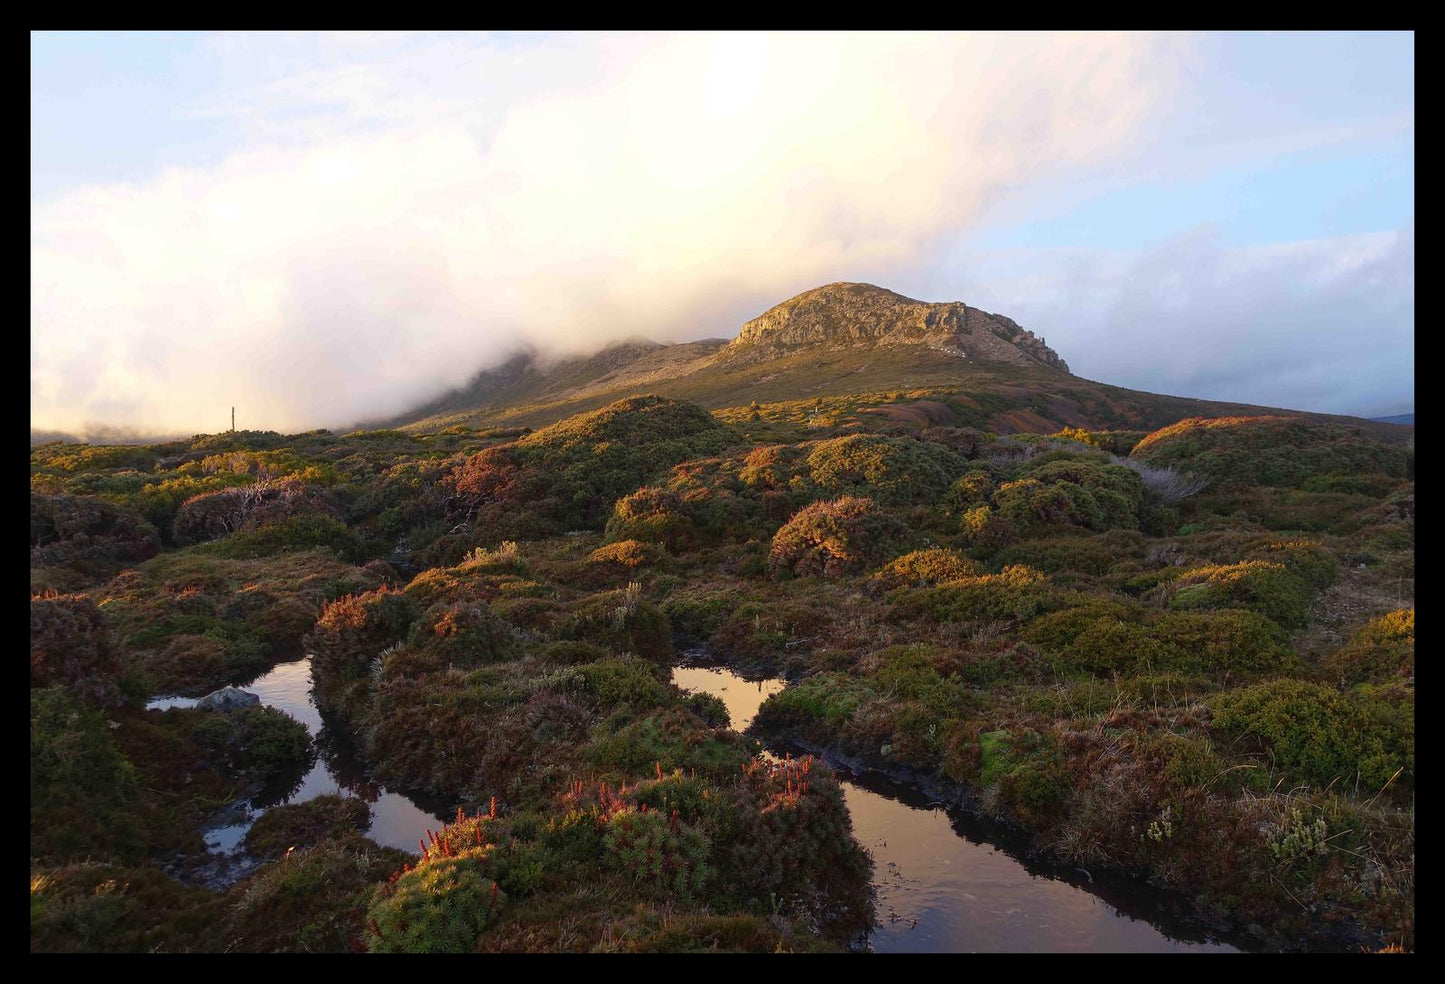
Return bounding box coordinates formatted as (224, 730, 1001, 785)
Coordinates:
(670, 663, 1241, 953)
(147, 658, 448, 856)
(149, 657, 1241, 951)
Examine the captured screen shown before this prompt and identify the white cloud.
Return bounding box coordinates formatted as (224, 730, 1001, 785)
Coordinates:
(922, 223, 1414, 417)
(32, 31, 1185, 435)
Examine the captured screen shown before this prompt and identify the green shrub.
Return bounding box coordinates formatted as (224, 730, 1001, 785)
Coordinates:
(603, 806, 711, 897)
(242, 795, 372, 858)
(366, 848, 504, 953)
(1131, 416, 1408, 489)
(31, 688, 143, 863)
(867, 548, 983, 593)
(606, 488, 700, 553)
(191, 706, 313, 778)
(308, 588, 421, 681)
(1024, 600, 1142, 652)
(1326, 609, 1414, 685)
(576, 657, 673, 711)
(768, 496, 904, 578)
(407, 601, 517, 670)
(202, 514, 364, 562)
(30, 595, 131, 707)
(1148, 610, 1295, 677)
(803, 434, 966, 505)
(1165, 561, 1315, 628)
(890, 565, 1050, 623)
(30, 493, 160, 580)
(228, 833, 409, 952)
(1210, 679, 1410, 791)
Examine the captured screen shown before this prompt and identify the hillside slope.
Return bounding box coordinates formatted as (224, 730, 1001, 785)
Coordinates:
(384, 283, 1408, 442)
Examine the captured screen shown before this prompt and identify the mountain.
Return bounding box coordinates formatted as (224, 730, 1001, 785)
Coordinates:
(1369, 413, 1414, 425)
(382, 283, 1409, 441)
(725, 283, 1068, 371)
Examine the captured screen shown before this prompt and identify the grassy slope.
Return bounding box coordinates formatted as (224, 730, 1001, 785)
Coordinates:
(393, 344, 1412, 444)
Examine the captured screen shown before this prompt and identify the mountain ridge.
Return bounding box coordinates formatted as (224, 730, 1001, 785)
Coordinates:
(379, 283, 1408, 442)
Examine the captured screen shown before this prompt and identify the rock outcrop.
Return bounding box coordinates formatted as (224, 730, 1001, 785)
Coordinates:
(725, 282, 1069, 372)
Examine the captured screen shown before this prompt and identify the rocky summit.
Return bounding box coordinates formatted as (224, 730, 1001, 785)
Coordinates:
(725, 283, 1069, 372)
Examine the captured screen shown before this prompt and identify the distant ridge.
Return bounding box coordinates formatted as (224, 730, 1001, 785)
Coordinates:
(380, 282, 1410, 442)
(1369, 413, 1414, 425)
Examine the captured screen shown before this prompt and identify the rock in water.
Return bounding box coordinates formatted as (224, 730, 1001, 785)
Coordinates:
(196, 686, 261, 711)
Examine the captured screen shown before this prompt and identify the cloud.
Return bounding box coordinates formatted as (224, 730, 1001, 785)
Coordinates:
(32, 32, 1187, 435)
(922, 222, 1414, 418)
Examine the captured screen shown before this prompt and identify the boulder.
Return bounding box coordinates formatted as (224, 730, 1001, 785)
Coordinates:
(196, 686, 261, 712)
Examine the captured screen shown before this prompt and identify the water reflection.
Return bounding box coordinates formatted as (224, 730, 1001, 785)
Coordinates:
(146, 657, 449, 856)
(670, 661, 1244, 954)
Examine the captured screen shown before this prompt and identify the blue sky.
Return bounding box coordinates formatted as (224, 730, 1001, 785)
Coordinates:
(31, 31, 1413, 434)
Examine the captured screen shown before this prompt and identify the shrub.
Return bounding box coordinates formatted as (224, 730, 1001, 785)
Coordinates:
(803, 434, 966, 505)
(1147, 610, 1295, 677)
(1130, 416, 1409, 489)
(228, 833, 409, 953)
(943, 467, 999, 512)
(30, 493, 160, 579)
(1300, 472, 1400, 497)
(890, 565, 1049, 623)
(768, 496, 904, 578)
(1055, 608, 1292, 678)
(367, 847, 505, 952)
(606, 487, 701, 552)
(1325, 609, 1414, 685)
(200, 513, 364, 562)
(588, 539, 665, 571)
(1210, 679, 1410, 791)
(867, 548, 984, 593)
(407, 601, 517, 670)
(997, 458, 1145, 533)
(190, 706, 314, 778)
(576, 657, 673, 711)
(31, 687, 142, 862)
(30, 863, 223, 953)
(307, 589, 421, 681)
(448, 396, 730, 535)
(1024, 600, 1142, 653)
(603, 806, 711, 897)
(724, 755, 872, 934)
(995, 529, 1145, 578)
(243, 795, 372, 858)
(958, 504, 1018, 552)
(562, 588, 672, 661)
(1165, 561, 1315, 628)
(30, 595, 130, 707)
(172, 479, 340, 546)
